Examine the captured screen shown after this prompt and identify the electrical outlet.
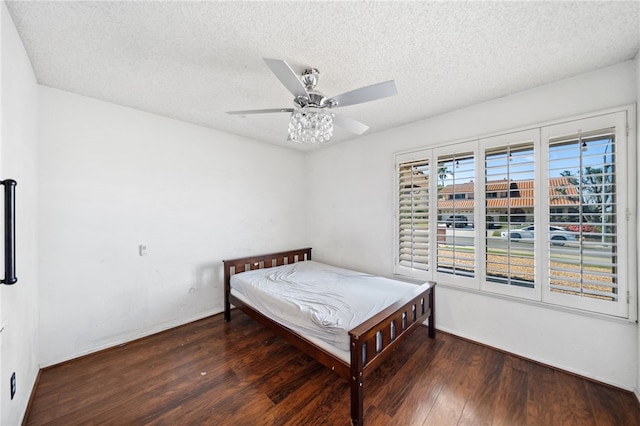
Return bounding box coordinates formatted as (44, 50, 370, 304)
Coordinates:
(10, 372, 16, 400)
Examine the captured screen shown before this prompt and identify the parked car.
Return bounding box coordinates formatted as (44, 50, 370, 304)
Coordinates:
(445, 215, 469, 228)
(486, 217, 499, 229)
(500, 225, 577, 246)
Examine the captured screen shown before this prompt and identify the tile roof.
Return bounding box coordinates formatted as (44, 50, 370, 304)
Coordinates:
(437, 178, 581, 209)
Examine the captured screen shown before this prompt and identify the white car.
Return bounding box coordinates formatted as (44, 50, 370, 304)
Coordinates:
(501, 225, 577, 246)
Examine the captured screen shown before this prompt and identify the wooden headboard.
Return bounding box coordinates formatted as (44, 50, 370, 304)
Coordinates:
(223, 247, 311, 320)
(224, 247, 311, 277)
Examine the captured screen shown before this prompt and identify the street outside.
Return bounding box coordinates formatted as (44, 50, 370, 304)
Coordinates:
(435, 226, 616, 300)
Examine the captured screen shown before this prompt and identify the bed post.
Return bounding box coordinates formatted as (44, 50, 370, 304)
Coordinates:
(224, 262, 231, 322)
(428, 284, 435, 338)
(350, 336, 364, 426)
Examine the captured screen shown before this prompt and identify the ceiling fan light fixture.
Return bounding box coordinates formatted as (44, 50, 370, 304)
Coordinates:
(288, 108, 334, 144)
(228, 59, 396, 144)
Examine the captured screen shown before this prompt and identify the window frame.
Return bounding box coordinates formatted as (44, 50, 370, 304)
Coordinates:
(432, 141, 478, 285)
(540, 112, 630, 318)
(393, 105, 636, 321)
(396, 155, 431, 276)
(479, 128, 541, 301)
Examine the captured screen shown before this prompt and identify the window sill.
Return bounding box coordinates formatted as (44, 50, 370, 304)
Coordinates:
(432, 278, 637, 324)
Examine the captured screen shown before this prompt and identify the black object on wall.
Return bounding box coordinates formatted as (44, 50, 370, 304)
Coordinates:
(1, 179, 17, 285)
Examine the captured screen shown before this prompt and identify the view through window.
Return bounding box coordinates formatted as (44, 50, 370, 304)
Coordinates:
(437, 154, 475, 277)
(547, 128, 618, 301)
(395, 109, 632, 318)
(485, 143, 535, 288)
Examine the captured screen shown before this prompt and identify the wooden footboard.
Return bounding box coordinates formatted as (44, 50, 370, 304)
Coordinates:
(223, 248, 436, 426)
(348, 281, 435, 425)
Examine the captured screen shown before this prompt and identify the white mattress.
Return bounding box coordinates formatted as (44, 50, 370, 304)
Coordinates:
(231, 290, 351, 363)
(229, 260, 418, 353)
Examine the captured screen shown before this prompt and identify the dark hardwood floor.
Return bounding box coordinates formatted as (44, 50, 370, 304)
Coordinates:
(26, 310, 640, 425)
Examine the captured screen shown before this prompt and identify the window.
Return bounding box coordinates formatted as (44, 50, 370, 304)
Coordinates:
(484, 138, 536, 294)
(547, 129, 616, 300)
(395, 107, 634, 318)
(542, 113, 629, 317)
(436, 152, 475, 278)
(397, 158, 430, 273)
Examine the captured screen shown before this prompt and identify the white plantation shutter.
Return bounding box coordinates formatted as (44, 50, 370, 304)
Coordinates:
(436, 153, 476, 278)
(543, 113, 628, 317)
(483, 137, 537, 297)
(394, 106, 633, 319)
(398, 159, 430, 272)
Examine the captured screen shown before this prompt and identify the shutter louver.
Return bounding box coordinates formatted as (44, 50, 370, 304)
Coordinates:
(485, 143, 535, 288)
(436, 154, 475, 277)
(398, 159, 429, 271)
(548, 128, 618, 302)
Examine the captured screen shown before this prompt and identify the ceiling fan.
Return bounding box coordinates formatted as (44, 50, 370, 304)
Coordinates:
(227, 58, 397, 144)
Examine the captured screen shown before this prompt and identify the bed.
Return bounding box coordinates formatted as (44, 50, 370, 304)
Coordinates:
(223, 248, 435, 425)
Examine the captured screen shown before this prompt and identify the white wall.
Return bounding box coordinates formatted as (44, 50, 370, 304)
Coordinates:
(0, 3, 40, 425)
(306, 60, 639, 391)
(37, 87, 307, 366)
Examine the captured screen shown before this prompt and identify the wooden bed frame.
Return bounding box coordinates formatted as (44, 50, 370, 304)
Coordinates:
(224, 248, 436, 426)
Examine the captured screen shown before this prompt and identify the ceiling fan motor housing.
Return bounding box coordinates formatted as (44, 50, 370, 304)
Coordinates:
(295, 68, 338, 109)
(295, 92, 332, 109)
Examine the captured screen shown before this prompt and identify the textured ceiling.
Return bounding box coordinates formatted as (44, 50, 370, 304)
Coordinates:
(5, 1, 640, 151)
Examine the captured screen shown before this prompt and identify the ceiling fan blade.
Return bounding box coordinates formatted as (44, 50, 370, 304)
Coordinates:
(227, 108, 294, 115)
(329, 80, 397, 108)
(332, 113, 369, 135)
(263, 58, 308, 98)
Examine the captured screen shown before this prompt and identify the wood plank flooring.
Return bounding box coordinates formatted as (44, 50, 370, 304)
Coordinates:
(25, 310, 640, 425)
